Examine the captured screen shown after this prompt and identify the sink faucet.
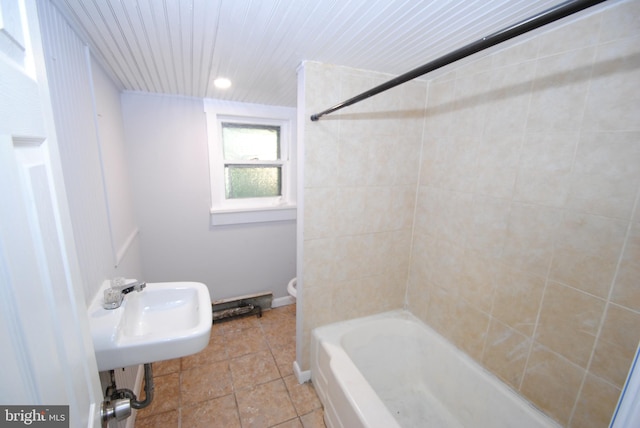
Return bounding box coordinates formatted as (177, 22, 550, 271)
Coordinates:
(121, 281, 146, 294)
(103, 280, 146, 309)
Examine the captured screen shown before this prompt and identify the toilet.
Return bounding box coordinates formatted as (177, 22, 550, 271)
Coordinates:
(287, 277, 297, 299)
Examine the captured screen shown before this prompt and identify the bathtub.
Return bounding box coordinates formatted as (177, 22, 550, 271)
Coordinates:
(311, 310, 560, 428)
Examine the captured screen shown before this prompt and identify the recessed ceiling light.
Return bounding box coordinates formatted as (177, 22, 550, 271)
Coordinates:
(213, 77, 232, 89)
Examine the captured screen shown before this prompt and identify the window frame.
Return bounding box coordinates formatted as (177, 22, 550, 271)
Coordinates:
(220, 118, 286, 202)
(204, 100, 296, 226)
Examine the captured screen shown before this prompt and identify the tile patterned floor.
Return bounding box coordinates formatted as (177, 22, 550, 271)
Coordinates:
(135, 304, 326, 428)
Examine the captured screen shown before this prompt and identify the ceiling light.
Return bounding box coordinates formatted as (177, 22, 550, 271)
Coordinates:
(213, 77, 231, 89)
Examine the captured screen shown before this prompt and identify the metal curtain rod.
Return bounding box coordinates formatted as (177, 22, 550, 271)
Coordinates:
(310, 0, 607, 121)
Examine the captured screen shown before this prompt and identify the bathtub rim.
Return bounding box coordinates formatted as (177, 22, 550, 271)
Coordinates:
(311, 309, 562, 428)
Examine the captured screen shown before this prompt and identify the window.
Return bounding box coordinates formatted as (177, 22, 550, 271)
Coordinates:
(222, 122, 282, 199)
(204, 100, 296, 225)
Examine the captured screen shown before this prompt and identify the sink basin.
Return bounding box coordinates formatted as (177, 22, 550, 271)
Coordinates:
(89, 281, 212, 371)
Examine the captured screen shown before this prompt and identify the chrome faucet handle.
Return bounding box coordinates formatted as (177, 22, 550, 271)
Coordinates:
(110, 277, 128, 291)
(103, 288, 124, 309)
(122, 281, 146, 294)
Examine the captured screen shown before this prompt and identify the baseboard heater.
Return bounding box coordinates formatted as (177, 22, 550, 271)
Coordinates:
(211, 291, 273, 323)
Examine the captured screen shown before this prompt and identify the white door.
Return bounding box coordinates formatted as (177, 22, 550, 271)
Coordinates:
(0, 0, 102, 426)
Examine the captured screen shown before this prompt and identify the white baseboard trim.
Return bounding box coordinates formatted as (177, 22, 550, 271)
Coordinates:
(272, 295, 295, 308)
(293, 360, 311, 384)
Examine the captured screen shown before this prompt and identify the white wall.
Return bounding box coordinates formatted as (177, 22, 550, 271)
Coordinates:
(37, 3, 143, 426)
(91, 55, 140, 270)
(122, 92, 296, 301)
(38, 3, 142, 303)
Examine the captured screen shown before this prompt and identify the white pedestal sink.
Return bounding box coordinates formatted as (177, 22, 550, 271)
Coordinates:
(89, 280, 212, 371)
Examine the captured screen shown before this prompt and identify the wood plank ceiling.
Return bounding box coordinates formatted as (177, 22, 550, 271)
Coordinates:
(51, 0, 589, 107)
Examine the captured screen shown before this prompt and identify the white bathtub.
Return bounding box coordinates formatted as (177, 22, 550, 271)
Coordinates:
(311, 310, 560, 428)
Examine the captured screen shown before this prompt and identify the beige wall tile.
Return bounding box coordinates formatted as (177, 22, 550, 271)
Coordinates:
(566, 172, 637, 220)
(521, 344, 585, 426)
(425, 282, 458, 341)
(483, 62, 536, 134)
(427, 238, 465, 293)
(491, 267, 545, 337)
(502, 203, 562, 276)
(611, 222, 640, 311)
(451, 300, 490, 361)
(303, 187, 337, 240)
(482, 318, 531, 390)
(570, 374, 621, 428)
(424, 78, 457, 136)
(458, 249, 498, 314)
(537, 14, 602, 57)
(583, 36, 640, 131)
(332, 276, 385, 321)
(591, 303, 640, 387)
(465, 195, 510, 257)
(300, 4, 640, 419)
(407, 231, 435, 288)
(527, 47, 595, 132)
(405, 275, 430, 323)
(436, 190, 473, 244)
(477, 132, 523, 169)
(574, 132, 640, 182)
(513, 168, 571, 207)
(519, 132, 579, 172)
(599, 0, 640, 43)
(303, 126, 339, 189)
(492, 38, 539, 68)
(302, 62, 342, 111)
(303, 238, 337, 286)
(555, 211, 628, 260)
(474, 165, 519, 199)
(534, 282, 605, 367)
(450, 71, 492, 136)
(549, 247, 618, 298)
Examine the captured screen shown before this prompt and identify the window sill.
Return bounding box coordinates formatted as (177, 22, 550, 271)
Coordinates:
(210, 204, 297, 226)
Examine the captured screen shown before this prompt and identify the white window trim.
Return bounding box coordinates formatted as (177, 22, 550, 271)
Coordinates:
(204, 99, 297, 226)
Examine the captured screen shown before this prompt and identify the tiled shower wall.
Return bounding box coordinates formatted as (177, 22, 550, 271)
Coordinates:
(300, 62, 428, 368)
(408, 1, 640, 426)
(300, 1, 639, 427)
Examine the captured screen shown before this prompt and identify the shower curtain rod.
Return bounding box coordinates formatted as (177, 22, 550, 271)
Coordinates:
(310, 0, 607, 121)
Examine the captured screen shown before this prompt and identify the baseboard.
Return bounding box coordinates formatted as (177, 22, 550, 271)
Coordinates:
(293, 360, 311, 384)
(272, 295, 295, 308)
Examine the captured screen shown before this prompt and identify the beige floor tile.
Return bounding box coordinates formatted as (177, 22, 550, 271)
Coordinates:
(284, 376, 322, 416)
(264, 325, 297, 349)
(271, 342, 296, 377)
(260, 308, 296, 330)
(236, 379, 297, 427)
(229, 349, 280, 390)
(181, 361, 233, 406)
(181, 334, 228, 370)
(135, 409, 179, 428)
(180, 394, 241, 428)
(217, 314, 261, 334)
(153, 358, 181, 376)
(300, 408, 326, 428)
(273, 418, 304, 428)
(136, 373, 180, 418)
(134, 305, 321, 428)
(225, 326, 269, 358)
